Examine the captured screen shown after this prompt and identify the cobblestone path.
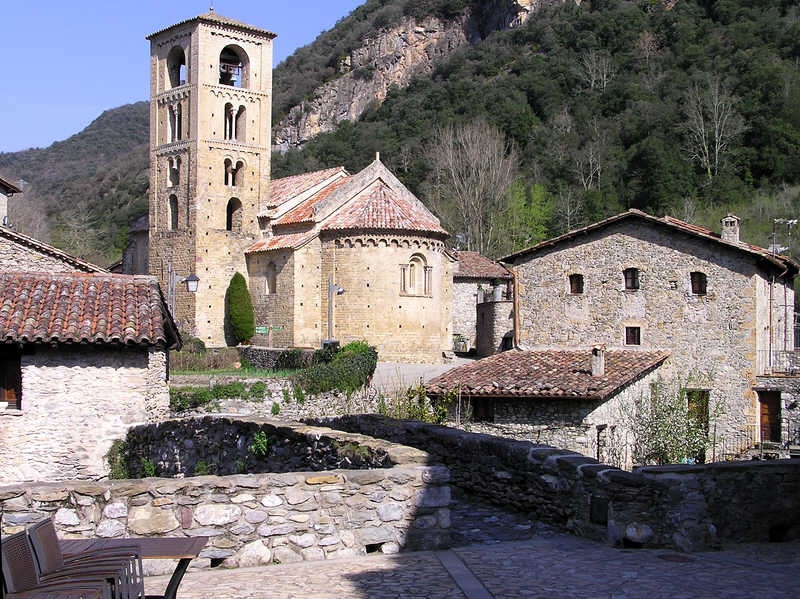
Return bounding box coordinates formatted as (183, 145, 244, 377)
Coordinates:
(448, 488, 546, 547)
(146, 531, 800, 598)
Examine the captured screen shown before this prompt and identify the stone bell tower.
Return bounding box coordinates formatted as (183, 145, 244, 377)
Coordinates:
(146, 10, 275, 346)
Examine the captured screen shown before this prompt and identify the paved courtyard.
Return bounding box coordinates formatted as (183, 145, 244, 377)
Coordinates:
(146, 534, 800, 599)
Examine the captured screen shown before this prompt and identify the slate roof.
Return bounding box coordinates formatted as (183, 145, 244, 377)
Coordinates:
(321, 181, 449, 237)
(501, 209, 799, 276)
(455, 251, 511, 280)
(426, 349, 669, 401)
(275, 176, 351, 225)
(0, 227, 107, 273)
(265, 167, 348, 213)
(0, 272, 181, 349)
(246, 231, 316, 254)
(147, 11, 276, 40)
(0, 175, 21, 195)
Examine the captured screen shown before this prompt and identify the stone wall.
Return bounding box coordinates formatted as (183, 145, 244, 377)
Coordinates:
(510, 220, 794, 456)
(0, 421, 451, 568)
(311, 415, 800, 550)
(237, 346, 315, 370)
(0, 234, 84, 272)
(476, 300, 513, 357)
(0, 346, 169, 484)
(452, 280, 481, 350)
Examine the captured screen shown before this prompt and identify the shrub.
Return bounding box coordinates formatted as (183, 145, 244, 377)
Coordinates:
(211, 381, 246, 400)
(250, 381, 266, 401)
(271, 402, 280, 416)
(141, 457, 157, 478)
(293, 385, 305, 404)
(182, 335, 207, 354)
(276, 348, 305, 370)
(193, 460, 214, 476)
(294, 341, 377, 395)
(107, 440, 129, 480)
(227, 272, 255, 344)
(313, 344, 339, 365)
(283, 387, 292, 403)
(249, 431, 271, 459)
(170, 387, 213, 412)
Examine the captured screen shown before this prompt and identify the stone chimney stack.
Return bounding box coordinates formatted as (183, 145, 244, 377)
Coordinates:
(591, 344, 606, 377)
(721, 214, 741, 244)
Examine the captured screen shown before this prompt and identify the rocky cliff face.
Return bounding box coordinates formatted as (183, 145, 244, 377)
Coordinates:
(273, 0, 568, 151)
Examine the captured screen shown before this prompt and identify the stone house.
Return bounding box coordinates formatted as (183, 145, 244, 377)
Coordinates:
(494, 209, 799, 459)
(427, 347, 669, 467)
(0, 224, 107, 274)
(0, 272, 180, 483)
(451, 251, 511, 354)
(247, 158, 455, 363)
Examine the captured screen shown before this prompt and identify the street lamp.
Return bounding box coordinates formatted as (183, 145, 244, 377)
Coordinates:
(166, 260, 200, 317)
(326, 277, 345, 344)
(182, 273, 200, 293)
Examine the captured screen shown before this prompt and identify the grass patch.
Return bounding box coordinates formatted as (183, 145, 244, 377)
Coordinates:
(171, 366, 297, 377)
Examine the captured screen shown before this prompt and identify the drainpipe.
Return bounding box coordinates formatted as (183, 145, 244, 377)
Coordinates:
(510, 265, 519, 348)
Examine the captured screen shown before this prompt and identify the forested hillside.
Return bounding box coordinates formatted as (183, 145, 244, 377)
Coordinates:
(273, 0, 800, 257)
(0, 103, 149, 265)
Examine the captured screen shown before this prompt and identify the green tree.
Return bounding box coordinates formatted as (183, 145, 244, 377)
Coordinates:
(226, 272, 254, 345)
(501, 180, 553, 254)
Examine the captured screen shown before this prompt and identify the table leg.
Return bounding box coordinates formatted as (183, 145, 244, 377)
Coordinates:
(145, 558, 191, 599)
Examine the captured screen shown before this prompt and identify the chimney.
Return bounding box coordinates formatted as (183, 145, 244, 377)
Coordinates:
(721, 214, 740, 244)
(591, 344, 606, 377)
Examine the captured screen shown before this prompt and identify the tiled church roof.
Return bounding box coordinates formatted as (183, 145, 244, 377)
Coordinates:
(276, 176, 351, 225)
(455, 251, 511, 280)
(0, 272, 181, 349)
(322, 181, 449, 237)
(426, 349, 669, 400)
(266, 167, 348, 211)
(147, 11, 276, 40)
(246, 231, 316, 254)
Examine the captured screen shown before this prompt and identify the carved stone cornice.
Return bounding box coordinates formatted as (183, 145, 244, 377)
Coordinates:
(327, 233, 445, 251)
(202, 140, 265, 155)
(155, 85, 191, 103)
(204, 83, 269, 101)
(208, 28, 266, 45)
(154, 140, 191, 156)
(154, 30, 191, 48)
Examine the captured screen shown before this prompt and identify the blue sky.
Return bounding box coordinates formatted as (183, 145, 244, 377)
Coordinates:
(0, 0, 364, 152)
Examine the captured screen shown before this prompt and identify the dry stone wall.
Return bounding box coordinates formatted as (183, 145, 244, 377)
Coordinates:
(312, 415, 800, 550)
(476, 300, 513, 357)
(0, 420, 451, 568)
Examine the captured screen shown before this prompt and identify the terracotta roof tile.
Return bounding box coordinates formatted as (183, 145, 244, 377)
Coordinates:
(147, 11, 276, 40)
(427, 349, 669, 400)
(246, 231, 316, 254)
(0, 175, 21, 195)
(455, 251, 511, 279)
(265, 167, 347, 212)
(0, 272, 180, 349)
(275, 176, 351, 225)
(322, 181, 448, 237)
(502, 209, 799, 275)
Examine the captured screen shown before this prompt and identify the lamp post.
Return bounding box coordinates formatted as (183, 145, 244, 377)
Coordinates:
(166, 260, 199, 317)
(326, 277, 345, 345)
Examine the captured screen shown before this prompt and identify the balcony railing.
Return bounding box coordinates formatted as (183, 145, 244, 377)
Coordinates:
(757, 349, 800, 376)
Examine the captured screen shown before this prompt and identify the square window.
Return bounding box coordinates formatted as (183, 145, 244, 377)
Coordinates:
(625, 326, 641, 345)
(569, 273, 584, 294)
(690, 271, 707, 295)
(624, 268, 639, 290)
(0, 348, 22, 410)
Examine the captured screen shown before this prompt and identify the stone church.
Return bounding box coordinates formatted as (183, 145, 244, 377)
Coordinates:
(146, 11, 456, 362)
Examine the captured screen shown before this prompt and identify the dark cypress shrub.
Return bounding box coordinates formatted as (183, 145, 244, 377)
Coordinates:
(227, 272, 255, 344)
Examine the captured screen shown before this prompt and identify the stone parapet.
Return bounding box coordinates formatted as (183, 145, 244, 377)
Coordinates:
(0, 418, 451, 568)
(311, 415, 800, 551)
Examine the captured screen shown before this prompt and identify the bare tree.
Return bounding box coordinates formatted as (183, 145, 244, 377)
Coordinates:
(426, 119, 518, 256)
(683, 75, 747, 184)
(554, 185, 584, 234)
(576, 50, 615, 92)
(574, 118, 607, 191)
(7, 190, 51, 242)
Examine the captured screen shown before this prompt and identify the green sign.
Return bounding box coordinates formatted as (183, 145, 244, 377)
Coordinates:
(270, 325, 283, 331)
(255, 326, 268, 334)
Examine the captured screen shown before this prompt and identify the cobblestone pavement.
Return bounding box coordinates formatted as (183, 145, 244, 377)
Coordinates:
(146, 535, 800, 599)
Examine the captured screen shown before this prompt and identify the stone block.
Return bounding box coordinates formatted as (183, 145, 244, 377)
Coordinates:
(231, 493, 256, 504)
(257, 522, 296, 537)
(194, 504, 242, 526)
(32, 490, 68, 502)
(356, 526, 397, 546)
(96, 519, 125, 538)
(128, 505, 179, 535)
(273, 546, 303, 564)
(260, 495, 282, 507)
(306, 475, 340, 485)
(54, 508, 80, 526)
(377, 503, 404, 522)
(288, 533, 316, 548)
(235, 540, 272, 567)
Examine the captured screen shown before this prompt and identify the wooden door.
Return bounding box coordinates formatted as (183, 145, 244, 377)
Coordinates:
(759, 391, 781, 443)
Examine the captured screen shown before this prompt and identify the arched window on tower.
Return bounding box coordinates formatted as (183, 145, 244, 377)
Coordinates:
(223, 103, 234, 140)
(266, 262, 277, 295)
(235, 106, 246, 142)
(168, 195, 179, 230)
(233, 160, 245, 187)
(226, 198, 242, 232)
(168, 157, 180, 187)
(224, 158, 232, 186)
(219, 45, 249, 88)
(401, 254, 431, 296)
(167, 46, 186, 88)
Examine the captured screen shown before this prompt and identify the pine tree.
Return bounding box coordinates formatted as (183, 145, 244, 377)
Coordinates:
(227, 272, 254, 344)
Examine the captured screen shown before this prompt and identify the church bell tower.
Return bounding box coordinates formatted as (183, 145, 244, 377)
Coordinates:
(146, 10, 275, 346)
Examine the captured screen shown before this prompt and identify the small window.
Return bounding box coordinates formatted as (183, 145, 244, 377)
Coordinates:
(624, 268, 640, 290)
(569, 273, 584, 294)
(168, 157, 180, 187)
(0, 347, 22, 410)
(471, 398, 495, 423)
(625, 326, 641, 346)
(235, 106, 246, 142)
(226, 198, 242, 232)
(266, 262, 277, 295)
(167, 46, 186, 88)
(402, 254, 429, 296)
(223, 103, 234, 140)
(168, 195, 179, 230)
(690, 271, 707, 295)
